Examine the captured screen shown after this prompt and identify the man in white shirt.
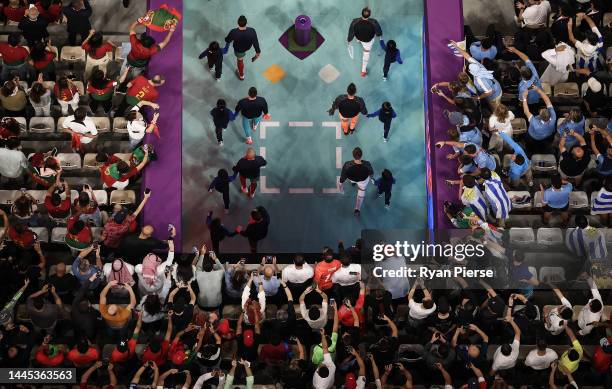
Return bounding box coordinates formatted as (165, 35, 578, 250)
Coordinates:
(491, 317, 521, 374)
(195, 249, 225, 309)
(541, 43, 576, 85)
(313, 329, 336, 389)
(331, 255, 361, 303)
(63, 107, 98, 148)
(299, 285, 328, 330)
(516, 0, 550, 28)
(0, 138, 28, 178)
(281, 254, 314, 296)
(545, 286, 573, 335)
(568, 13, 604, 72)
(577, 278, 603, 335)
(407, 278, 436, 323)
(525, 339, 558, 370)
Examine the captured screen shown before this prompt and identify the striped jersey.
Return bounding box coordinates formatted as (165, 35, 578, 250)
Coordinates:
(483, 172, 511, 220)
(565, 226, 608, 260)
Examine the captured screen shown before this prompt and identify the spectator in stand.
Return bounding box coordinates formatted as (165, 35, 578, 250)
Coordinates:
(62, 0, 92, 46)
(0, 32, 30, 81)
(498, 130, 531, 188)
(18, 4, 48, 46)
(3, 0, 25, 25)
(314, 247, 341, 291)
(254, 256, 281, 301)
(567, 13, 604, 73)
(565, 215, 608, 260)
(35, 335, 65, 367)
(103, 258, 135, 286)
(87, 68, 117, 115)
(224, 259, 248, 304)
(98, 148, 149, 189)
(582, 77, 608, 118)
(223, 15, 261, 81)
(515, 0, 550, 28)
(71, 245, 103, 290)
(54, 76, 79, 115)
(118, 71, 164, 114)
(541, 41, 575, 86)
(480, 168, 511, 226)
(452, 323, 489, 371)
(337, 282, 365, 327)
(0, 79, 27, 116)
(523, 86, 556, 155)
(576, 278, 603, 336)
(101, 191, 150, 253)
(312, 329, 336, 389)
(0, 137, 28, 179)
(28, 40, 55, 80)
(235, 206, 270, 254)
(67, 338, 99, 368)
(120, 223, 171, 266)
(26, 283, 62, 332)
(591, 176, 612, 226)
(490, 315, 521, 375)
(81, 361, 117, 388)
(559, 326, 583, 373)
(65, 215, 93, 251)
(125, 19, 175, 75)
(507, 46, 542, 110)
(469, 37, 497, 62)
(312, 301, 339, 365)
(195, 248, 225, 310)
(281, 254, 314, 297)
(36, 0, 62, 24)
(544, 286, 573, 336)
(299, 285, 328, 330)
(589, 126, 612, 178)
(134, 240, 175, 296)
(0, 116, 21, 142)
(487, 103, 514, 153)
(331, 254, 361, 302)
(126, 102, 160, 149)
(28, 74, 52, 116)
(72, 186, 102, 226)
(63, 107, 97, 153)
(81, 29, 116, 79)
(540, 174, 572, 226)
(509, 251, 539, 298)
(525, 338, 558, 373)
(100, 280, 136, 337)
(48, 262, 78, 305)
(407, 279, 436, 327)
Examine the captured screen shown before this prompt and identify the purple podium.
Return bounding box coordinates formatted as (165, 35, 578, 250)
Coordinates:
(294, 15, 312, 46)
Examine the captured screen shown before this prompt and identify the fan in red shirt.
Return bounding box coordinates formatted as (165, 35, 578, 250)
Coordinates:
(28, 41, 55, 78)
(0, 33, 29, 66)
(67, 339, 99, 368)
(44, 179, 71, 219)
(126, 19, 175, 68)
(82, 30, 115, 59)
(313, 248, 341, 290)
(0, 117, 22, 141)
(338, 283, 365, 327)
(3, 0, 26, 23)
(124, 74, 163, 107)
(110, 311, 141, 364)
(53, 77, 79, 102)
(35, 343, 65, 367)
(98, 150, 149, 189)
(141, 315, 173, 367)
(8, 222, 37, 249)
(65, 215, 93, 250)
(35, 0, 62, 24)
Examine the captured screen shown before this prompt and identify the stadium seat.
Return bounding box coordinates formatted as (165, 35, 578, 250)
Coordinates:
(536, 227, 563, 246)
(26, 190, 46, 205)
(60, 46, 86, 63)
(83, 153, 103, 170)
(28, 117, 55, 133)
(18, 80, 28, 91)
(531, 154, 557, 173)
(540, 82, 552, 96)
(110, 190, 136, 205)
(56, 153, 82, 170)
(30, 227, 49, 243)
(72, 81, 85, 96)
(511, 118, 527, 135)
(538, 266, 566, 282)
(568, 191, 589, 210)
(57, 117, 68, 132)
(51, 227, 67, 243)
(112, 117, 128, 133)
(0, 190, 17, 205)
(603, 12, 612, 28)
(509, 228, 535, 245)
(42, 81, 55, 91)
(585, 117, 608, 131)
(508, 191, 532, 209)
(115, 153, 132, 163)
(533, 191, 544, 208)
(91, 117, 111, 133)
(553, 82, 579, 97)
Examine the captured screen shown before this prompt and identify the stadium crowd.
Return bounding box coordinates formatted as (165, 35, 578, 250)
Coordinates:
(0, 1, 609, 389)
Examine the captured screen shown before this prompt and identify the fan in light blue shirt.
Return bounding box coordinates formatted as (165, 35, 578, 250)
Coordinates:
(499, 132, 530, 182)
(557, 109, 585, 148)
(469, 40, 497, 62)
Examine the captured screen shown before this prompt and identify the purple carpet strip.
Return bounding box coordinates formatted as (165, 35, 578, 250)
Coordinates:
(424, 0, 464, 227)
(142, 0, 183, 247)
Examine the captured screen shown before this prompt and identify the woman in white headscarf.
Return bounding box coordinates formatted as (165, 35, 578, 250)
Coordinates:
(134, 240, 175, 295)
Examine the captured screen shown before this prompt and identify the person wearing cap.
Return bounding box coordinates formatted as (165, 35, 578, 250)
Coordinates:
(99, 280, 137, 335)
(582, 77, 608, 118)
(235, 306, 260, 363)
(17, 4, 49, 47)
(101, 190, 151, 253)
(549, 361, 579, 389)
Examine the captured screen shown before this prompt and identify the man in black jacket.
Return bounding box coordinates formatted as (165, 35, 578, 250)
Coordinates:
(347, 7, 383, 77)
(233, 147, 267, 198)
(339, 147, 374, 216)
(62, 0, 92, 45)
(71, 273, 101, 341)
(18, 5, 49, 47)
(224, 15, 261, 81)
(236, 206, 269, 254)
(328, 83, 367, 135)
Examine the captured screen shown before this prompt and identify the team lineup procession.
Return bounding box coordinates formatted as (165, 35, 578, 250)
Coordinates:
(0, 0, 610, 388)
